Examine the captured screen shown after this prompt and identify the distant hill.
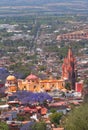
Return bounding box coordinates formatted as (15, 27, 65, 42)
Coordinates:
(0, 0, 88, 16)
(0, 0, 87, 6)
(0, 0, 64, 6)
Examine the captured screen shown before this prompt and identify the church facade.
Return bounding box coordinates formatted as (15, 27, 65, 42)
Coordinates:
(5, 74, 65, 93)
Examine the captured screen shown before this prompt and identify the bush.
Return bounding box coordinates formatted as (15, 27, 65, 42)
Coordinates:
(32, 121, 47, 130)
(49, 112, 63, 127)
(0, 122, 9, 130)
(50, 108, 57, 113)
(17, 115, 25, 121)
(64, 104, 88, 130)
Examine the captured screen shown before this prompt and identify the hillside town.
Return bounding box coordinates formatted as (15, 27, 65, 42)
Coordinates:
(0, 46, 84, 130)
(0, 13, 88, 130)
(0, 18, 88, 81)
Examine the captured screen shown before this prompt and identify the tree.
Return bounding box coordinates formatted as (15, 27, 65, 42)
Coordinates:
(0, 122, 9, 130)
(65, 82, 71, 90)
(82, 78, 88, 102)
(32, 121, 47, 130)
(50, 108, 57, 113)
(83, 78, 88, 87)
(49, 112, 63, 127)
(17, 115, 25, 121)
(64, 104, 88, 130)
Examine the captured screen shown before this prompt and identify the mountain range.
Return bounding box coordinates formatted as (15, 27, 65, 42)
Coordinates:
(0, 0, 88, 6)
(0, 0, 88, 16)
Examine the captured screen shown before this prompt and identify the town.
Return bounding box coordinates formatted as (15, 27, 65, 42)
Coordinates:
(0, 13, 88, 130)
(0, 47, 84, 130)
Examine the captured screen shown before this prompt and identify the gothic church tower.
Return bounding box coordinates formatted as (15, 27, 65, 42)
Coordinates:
(62, 47, 77, 89)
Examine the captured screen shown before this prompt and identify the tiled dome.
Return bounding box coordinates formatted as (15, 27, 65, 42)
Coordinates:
(6, 75, 16, 81)
(26, 74, 38, 80)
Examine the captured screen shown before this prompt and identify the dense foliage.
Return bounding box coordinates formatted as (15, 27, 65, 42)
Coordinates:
(0, 122, 9, 130)
(32, 121, 47, 130)
(49, 112, 63, 127)
(64, 104, 88, 130)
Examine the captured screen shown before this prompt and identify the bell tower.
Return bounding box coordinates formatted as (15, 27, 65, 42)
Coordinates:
(62, 47, 77, 89)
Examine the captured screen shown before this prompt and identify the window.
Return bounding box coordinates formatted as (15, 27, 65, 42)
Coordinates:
(34, 85, 36, 89)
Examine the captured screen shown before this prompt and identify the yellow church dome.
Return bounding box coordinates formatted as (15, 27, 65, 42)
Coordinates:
(6, 75, 16, 81)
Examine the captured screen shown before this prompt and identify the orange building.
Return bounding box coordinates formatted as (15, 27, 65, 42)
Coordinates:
(62, 47, 77, 89)
(57, 30, 88, 41)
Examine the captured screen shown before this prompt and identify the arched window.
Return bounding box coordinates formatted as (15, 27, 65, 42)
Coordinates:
(42, 85, 44, 88)
(24, 86, 26, 90)
(34, 85, 36, 89)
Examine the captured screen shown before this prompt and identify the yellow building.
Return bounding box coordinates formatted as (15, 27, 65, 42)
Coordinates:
(5, 74, 65, 93)
(18, 74, 40, 92)
(5, 75, 18, 93)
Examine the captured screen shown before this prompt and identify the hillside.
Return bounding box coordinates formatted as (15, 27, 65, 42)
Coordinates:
(0, 0, 88, 16)
(0, 0, 88, 7)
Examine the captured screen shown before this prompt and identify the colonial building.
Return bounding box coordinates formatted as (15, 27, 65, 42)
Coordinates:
(57, 30, 88, 41)
(5, 75, 18, 93)
(62, 47, 77, 89)
(5, 74, 65, 93)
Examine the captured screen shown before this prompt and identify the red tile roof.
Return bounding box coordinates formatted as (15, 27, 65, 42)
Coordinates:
(53, 128, 64, 130)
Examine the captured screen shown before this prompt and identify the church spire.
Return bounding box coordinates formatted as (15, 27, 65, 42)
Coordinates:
(67, 46, 73, 60)
(62, 47, 77, 90)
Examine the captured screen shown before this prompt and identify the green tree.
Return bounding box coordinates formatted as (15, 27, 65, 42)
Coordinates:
(17, 115, 25, 121)
(64, 104, 88, 130)
(83, 78, 88, 87)
(65, 82, 71, 90)
(49, 112, 63, 127)
(50, 108, 57, 113)
(0, 122, 9, 130)
(39, 65, 46, 71)
(82, 78, 88, 102)
(32, 121, 47, 130)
